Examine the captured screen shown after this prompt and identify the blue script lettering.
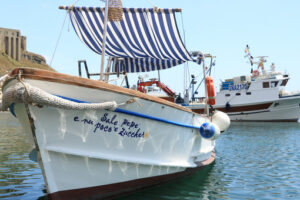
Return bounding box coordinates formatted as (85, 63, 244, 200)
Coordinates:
(101, 113, 118, 125)
(118, 128, 144, 138)
(81, 119, 94, 125)
(121, 119, 139, 129)
(94, 122, 112, 133)
(73, 114, 145, 138)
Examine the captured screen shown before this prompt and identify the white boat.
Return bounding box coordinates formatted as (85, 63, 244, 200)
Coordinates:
(0, 3, 230, 200)
(187, 49, 300, 122)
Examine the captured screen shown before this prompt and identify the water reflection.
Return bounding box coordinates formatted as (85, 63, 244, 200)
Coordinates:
(0, 112, 300, 200)
(0, 112, 46, 200)
(117, 122, 300, 200)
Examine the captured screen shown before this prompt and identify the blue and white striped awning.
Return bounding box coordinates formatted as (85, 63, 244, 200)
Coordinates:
(113, 57, 186, 73)
(63, 7, 202, 73)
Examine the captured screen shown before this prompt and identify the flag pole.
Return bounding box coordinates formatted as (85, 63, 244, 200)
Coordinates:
(100, 0, 109, 81)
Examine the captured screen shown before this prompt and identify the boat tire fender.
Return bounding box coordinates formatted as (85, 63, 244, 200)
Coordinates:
(225, 102, 231, 111)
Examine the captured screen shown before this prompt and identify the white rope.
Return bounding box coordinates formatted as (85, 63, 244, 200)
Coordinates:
(1, 82, 118, 111)
(1, 81, 140, 112)
(0, 74, 10, 111)
(0, 74, 9, 83)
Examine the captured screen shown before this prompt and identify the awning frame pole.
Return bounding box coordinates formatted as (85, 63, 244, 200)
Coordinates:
(202, 58, 209, 116)
(100, 0, 109, 81)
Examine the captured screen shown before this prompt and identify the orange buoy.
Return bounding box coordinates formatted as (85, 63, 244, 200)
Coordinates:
(206, 76, 216, 105)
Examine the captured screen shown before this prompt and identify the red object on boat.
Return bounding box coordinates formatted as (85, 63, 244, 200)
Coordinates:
(206, 76, 216, 105)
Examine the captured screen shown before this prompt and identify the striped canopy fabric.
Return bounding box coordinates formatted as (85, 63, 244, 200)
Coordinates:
(65, 7, 202, 73)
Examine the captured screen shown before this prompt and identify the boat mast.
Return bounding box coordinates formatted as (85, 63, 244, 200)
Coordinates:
(202, 58, 209, 116)
(100, 0, 109, 81)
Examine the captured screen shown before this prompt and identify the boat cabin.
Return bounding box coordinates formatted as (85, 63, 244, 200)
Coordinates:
(217, 72, 290, 105)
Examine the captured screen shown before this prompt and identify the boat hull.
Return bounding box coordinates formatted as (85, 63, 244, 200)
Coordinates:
(48, 154, 215, 200)
(2, 68, 216, 199)
(189, 97, 300, 122)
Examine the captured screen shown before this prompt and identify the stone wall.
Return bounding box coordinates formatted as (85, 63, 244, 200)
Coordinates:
(0, 27, 46, 65)
(0, 27, 26, 61)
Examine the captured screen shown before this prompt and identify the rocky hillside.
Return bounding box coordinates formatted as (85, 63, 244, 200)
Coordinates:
(0, 51, 54, 109)
(0, 50, 54, 76)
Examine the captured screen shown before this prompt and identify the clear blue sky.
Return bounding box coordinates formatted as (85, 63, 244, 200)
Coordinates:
(1, 0, 300, 96)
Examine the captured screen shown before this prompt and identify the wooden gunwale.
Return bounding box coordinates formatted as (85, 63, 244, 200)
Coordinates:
(8, 68, 194, 113)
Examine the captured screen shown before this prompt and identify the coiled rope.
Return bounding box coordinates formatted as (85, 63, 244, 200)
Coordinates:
(1, 81, 138, 112)
(0, 74, 11, 110)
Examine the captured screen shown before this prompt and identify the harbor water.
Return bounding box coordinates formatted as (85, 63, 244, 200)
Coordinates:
(0, 112, 299, 200)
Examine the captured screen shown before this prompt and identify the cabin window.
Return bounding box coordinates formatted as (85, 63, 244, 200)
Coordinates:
(246, 92, 251, 95)
(236, 93, 241, 96)
(271, 81, 278, 88)
(263, 82, 270, 88)
(225, 94, 230, 97)
(280, 79, 289, 86)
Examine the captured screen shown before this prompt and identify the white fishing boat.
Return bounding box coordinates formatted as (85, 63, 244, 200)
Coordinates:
(187, 47, 300, 122)
(0, 2, 230, 199)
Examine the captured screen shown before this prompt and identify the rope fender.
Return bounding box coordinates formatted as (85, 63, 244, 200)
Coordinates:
(0, 74, 11, 111)
(1, 82, 119, 111)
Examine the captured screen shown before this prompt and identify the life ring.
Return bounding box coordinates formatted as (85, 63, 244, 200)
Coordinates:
(252, 70, 259, 77)
(206, 76, 216, 105)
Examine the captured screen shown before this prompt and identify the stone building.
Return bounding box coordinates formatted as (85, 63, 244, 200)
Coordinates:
(0, 27, 45, 64)
(0, 27, 26, 61)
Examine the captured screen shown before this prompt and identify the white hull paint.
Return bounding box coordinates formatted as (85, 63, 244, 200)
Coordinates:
(228, 100, 300, 122)
(188, 96, 300, 122)
(4, 76, 215, 196)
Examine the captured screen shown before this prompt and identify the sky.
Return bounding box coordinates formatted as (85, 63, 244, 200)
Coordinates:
(1, 0, 300, 97)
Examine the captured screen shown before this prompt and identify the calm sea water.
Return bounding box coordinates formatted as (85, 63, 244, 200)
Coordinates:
(0, 112, 299, 200)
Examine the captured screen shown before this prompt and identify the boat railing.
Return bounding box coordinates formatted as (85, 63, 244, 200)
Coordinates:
(191, 97, 206, 103)
(78, 60, 117, 79)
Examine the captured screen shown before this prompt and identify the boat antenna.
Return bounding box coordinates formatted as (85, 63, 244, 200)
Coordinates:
(244, 45, 254, 69)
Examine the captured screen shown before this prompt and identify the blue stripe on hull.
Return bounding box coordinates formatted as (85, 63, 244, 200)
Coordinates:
(54, 94, 199, 129)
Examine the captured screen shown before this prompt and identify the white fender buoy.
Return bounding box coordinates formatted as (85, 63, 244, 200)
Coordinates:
(212, 111, 230, 132)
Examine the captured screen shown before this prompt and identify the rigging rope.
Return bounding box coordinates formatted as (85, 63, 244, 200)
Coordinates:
(50, 0, 81, 67)
(49, 11, 68, 67)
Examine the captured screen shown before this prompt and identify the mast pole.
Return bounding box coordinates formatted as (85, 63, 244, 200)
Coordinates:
(202, 58, 209, 116)
(100, 0, 109, 81)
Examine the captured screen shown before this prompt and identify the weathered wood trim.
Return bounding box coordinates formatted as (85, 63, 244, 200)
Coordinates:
(8, 68, 194, 113)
